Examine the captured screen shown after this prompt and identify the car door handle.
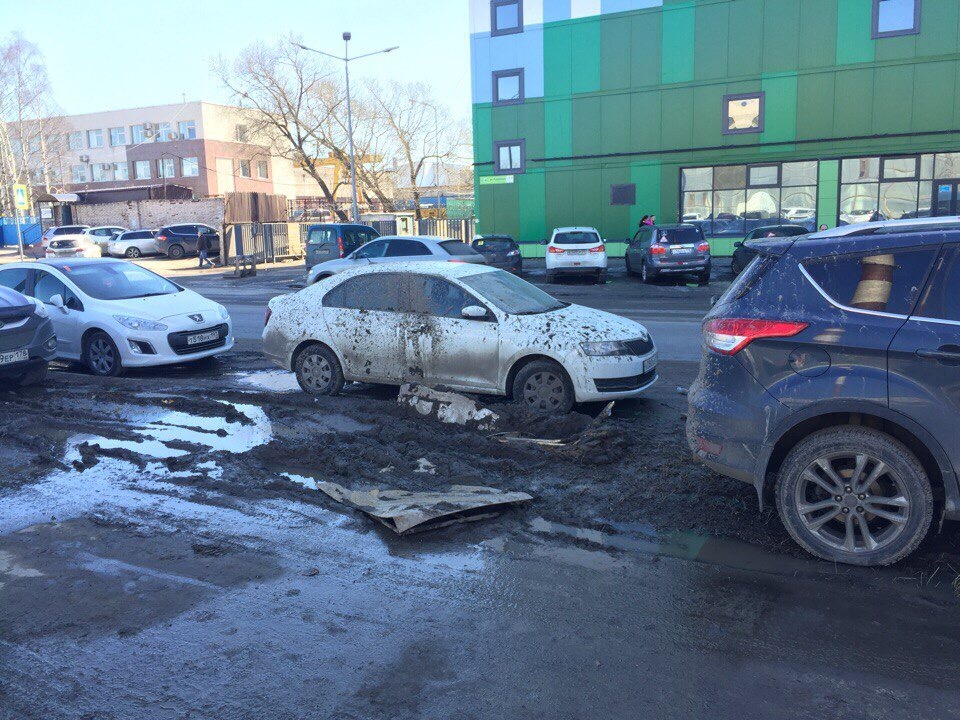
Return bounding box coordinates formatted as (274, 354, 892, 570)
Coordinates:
(916, 346, 960, 364)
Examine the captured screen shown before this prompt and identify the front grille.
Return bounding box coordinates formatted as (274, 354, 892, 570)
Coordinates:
(167, 323, 228, 356)
(623, 336, 654, 356)
(594, 368, 657, 393)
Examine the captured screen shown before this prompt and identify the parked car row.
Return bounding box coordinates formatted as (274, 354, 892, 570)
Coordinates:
(39, 223, 220, 260)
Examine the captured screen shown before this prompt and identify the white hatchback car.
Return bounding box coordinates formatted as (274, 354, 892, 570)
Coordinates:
(545, 226, 608, 284)
(0, 259, 233, 376)
(264, 262, 657, 413)
(108, 229, 159, 258)
(82, 226, 128, 251)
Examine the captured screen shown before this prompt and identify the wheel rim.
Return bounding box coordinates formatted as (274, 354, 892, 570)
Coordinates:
(89, 337, 116, 375)
(641, 263, 648, 281)
(795, 452, 910, 554)
(300, 353, 332, 392)
(522, 371, 565, 411)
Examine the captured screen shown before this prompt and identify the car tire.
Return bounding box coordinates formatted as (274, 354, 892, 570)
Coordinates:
(640, 262, 655, 284)
(125, 247, 142, 259)
(775, 426, 933, 567)
(295, 343, 345, 396)
(730, 258, 742, 276)
(625, 255, 635, 276)
(84, 331, 123, 377)
(512, 360, 575, 414)
(698, 269, 711, 284)
(545, 271, 556, 284)
(597, 270, 607, 284)
(19, 365, 48, 387)
(168, 244, 185, 260)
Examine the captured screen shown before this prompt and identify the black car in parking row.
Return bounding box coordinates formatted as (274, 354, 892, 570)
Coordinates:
(155, 224, 220, 259)
(730, 224, 808, 275)
(471, 235, 523, 275)
(688, 225, 960, 566)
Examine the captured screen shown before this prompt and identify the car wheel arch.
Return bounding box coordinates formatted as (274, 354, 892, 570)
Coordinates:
(503, 352, 571, 396)
(760, 407, 954, 524)
(290, 338, 343, 373)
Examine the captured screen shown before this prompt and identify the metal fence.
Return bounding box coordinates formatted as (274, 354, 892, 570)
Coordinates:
(224, 222, 305, 263)
(415, 218, 475, 243)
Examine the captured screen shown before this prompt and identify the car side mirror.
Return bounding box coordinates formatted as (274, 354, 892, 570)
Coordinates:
(734, 241, 743, 248)
(49, 294, 67, 312)
(541, 239, 548, 245)
(461, 305, 489, 320)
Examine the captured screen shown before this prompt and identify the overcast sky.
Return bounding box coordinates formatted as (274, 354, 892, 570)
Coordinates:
(11, 0, 472, 120)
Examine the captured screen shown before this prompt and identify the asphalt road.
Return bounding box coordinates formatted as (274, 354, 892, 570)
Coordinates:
(175, 258, 723, 362)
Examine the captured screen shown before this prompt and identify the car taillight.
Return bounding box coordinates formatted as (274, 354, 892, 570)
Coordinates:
(589, 245, 605, 253)
(156, 234, 167, 242)
(650, 244, 667, 255)
(264, 307, 272, 327)
(703, 318, 809, 356)
(337, 234, 344, 257)
(697, 242, 710, 253)
(548, 246, 565, 254)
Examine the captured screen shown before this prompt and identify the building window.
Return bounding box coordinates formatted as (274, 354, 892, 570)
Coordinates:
(182, 157, 199, 177)
(178, 120, 196, 139)
(70, 164, 88, 183)
(157, 122, 172, 142)
(610, 184, 636, 206)
(158, 158, 175, 178)
(235, 125, 249, 143)
(490, 0, 523, 37)
(91, 163, 109, 182)
(66, 131, 83, 151)
(87, 129, 104, 148)
(131, 124, 146, 144)
(109, 127, 126, 147)
(873, 0, 921, 38)
(680, 161, 818, 236)
(115, 162, 129, 181)
(257, 160, 269, 179)
(492, 68, 524, 106)
(722, 93, 764, 135)
(238, 159, 251, 177)
(134, 160, 152, 180)
(840, 153, 934, 225)
(494, 139, 525, 175)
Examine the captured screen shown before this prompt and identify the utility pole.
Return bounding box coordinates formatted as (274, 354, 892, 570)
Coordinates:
(294, 36, 399, 223)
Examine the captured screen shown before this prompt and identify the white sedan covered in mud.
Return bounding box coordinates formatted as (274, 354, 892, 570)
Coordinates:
(263, 262, 658, 412)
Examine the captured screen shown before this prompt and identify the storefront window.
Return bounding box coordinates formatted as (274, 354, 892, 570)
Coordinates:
(839, 154, 948, 225)
(680, 161, 818, 236)
(879, 182, 920, 220)
(934, 153, 960, 179)
(842, 157, 880, 183)
(840, 182, 881, 225)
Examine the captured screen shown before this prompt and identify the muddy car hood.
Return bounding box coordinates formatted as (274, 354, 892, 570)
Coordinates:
(97, 290, 220, 321)
(506, 303, 650, 345)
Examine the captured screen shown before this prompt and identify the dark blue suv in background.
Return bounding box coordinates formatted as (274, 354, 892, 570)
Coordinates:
(687, 223, 960, 566)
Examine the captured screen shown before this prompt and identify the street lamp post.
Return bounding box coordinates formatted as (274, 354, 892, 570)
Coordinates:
(294, 35, 398, 223)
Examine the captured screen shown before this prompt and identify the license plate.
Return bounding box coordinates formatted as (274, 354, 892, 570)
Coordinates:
(671, 247, 693, 255)
(0, 348, 29, 366)
(567, 249, 587, 255)
(644, 351, 658, 374)
(187, 330, 219, 346)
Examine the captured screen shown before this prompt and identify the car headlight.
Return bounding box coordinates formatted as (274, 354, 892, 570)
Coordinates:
(113, 315, 168, 332)
(580, 340, 630, 357)
(218, 305, 230, 321)
(33, 300, 49, 318)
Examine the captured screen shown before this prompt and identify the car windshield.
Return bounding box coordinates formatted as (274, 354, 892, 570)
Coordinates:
(657, 227, 702, 244)
(553, 231, 600, 245)
(460, 269, 567, 315)
(474, 239, 515, 252)
(60, 262, 181, 300)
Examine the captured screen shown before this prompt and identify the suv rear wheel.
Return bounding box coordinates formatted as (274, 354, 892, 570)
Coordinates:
(167, 244, 185, 260)
(775, 426, 933, 566)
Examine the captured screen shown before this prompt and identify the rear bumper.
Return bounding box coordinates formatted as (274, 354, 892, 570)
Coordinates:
(549, 265, 606, 276)
(0, 328, 56, 379)
(685, 351, 785, 488)
(651, 258, 710, 274)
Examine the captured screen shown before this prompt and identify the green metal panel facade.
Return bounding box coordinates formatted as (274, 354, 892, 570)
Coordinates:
(472, 0, 960, 256)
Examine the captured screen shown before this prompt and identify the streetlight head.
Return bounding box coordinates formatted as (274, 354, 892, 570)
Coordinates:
(342, 32, 351, 42)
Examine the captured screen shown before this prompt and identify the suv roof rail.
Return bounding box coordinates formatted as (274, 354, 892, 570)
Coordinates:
(811, 216, 960, 239)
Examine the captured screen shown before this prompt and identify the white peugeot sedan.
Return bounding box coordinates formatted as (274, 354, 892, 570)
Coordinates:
(0, 259, 233, 376)
(545, 226, 608, 284)
(264, 262, 657, 413)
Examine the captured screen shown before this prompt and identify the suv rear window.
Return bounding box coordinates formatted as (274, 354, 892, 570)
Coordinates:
(440, 240, 480, 257)
(553, 231, 600, 246)
(657, 227, 702, 245)
(803, 247, 938, 315)
(308, 228, 336, 245)
(474, 239, 515, 252)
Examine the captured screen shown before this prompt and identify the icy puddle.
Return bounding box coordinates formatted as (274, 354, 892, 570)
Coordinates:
(71, 401, 272, 459)
(233, 370, 300, 394)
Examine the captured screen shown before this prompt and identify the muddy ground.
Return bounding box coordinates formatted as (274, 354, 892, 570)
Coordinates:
(2, 345, 960, 719)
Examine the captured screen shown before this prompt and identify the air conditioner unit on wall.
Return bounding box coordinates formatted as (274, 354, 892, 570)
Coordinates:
(79, 154, 89, 163)
(168, 132, 180, 141)
(144, 122, 154, 133)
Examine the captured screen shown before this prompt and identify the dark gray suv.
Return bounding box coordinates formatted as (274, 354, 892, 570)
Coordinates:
(625, 223, 711, 283)
(687, 226, 960, 566)
(0, 281, 57, 387)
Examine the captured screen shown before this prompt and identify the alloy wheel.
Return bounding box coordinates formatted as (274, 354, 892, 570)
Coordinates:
(795, 452, 910, 554)
(127, 247, 141, 258)
(300, 353, 333, 392)
(89, 337, 116, 375)
(522, 371, 565, 412)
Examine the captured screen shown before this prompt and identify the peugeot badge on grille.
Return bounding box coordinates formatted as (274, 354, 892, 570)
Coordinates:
(189, 314, 204, 323)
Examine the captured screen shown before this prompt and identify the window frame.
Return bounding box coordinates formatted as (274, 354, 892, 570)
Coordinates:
(158, 157, 176, 179)
(494, 138, 525, 175)
(181, 157, 200, 177)
(237, 159, 252, 178)
(492, 68, 525, 107)
(610, 183, 637, 206)
(747, 164, 781, 188)
(722, 92, 765, 136)
(134, 160, 152, 180)
(67, 131, 83, 151)
(70, 164, 89, 183)
(880, 155, 920, 182)
(87, 129, 104, 148)
(872, 0, 922, 39)
(256, 159, 269, 179)
(178, 120, 197, 139)
(490, 0, 523, 37)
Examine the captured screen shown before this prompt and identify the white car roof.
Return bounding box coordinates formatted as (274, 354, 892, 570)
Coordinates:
(329, 260, 497, 283)
(553, 226, 599, 234)
(811, 216, 960, 238)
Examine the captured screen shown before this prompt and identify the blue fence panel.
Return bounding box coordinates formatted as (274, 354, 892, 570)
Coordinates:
(0, 217, 42, 247)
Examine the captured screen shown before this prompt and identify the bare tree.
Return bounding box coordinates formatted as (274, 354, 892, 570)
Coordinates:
(214, 39, 352, 220)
